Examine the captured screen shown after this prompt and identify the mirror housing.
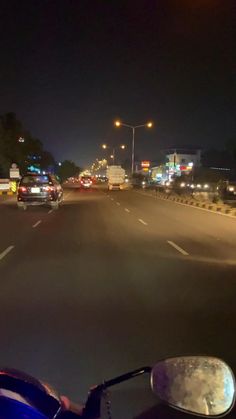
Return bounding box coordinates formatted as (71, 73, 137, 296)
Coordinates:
(151, 356, 235, 417)
(0, 369, 61, 418)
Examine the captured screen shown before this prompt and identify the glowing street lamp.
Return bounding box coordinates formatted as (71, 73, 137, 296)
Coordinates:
(114, 120, 153, 173)
(100, 143, 126, 164)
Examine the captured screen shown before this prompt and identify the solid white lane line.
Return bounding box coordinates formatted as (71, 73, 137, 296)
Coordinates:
(125, 208, 130, 213)
(33, 220, 42, 228)
(0, 245, 14, 261)
(48, 209, 53, 214)
(138, 218, 148, 226)
(116, 202, 121, 206)
(167, 240, 189, 256)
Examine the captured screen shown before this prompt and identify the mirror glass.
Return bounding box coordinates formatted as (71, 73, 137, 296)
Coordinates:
(151, 356, 235, 416)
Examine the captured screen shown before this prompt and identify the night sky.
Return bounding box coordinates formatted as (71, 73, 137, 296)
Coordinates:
(0, 0, 235, 166)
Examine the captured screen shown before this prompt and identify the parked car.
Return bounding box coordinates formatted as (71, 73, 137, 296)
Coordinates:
(17, 173, 63, 210)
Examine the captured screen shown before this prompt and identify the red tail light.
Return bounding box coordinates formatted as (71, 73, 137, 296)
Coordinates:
(19, 186, 27, 192)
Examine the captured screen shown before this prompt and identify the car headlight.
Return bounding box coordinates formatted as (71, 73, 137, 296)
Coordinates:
(180, 182, 185, 188)
(204, 184, 209, 189)
(228, 186, 234, 192)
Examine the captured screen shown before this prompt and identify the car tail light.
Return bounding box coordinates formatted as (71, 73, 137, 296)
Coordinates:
(43, 186, 55, 192)
(19, 186, 27, 192)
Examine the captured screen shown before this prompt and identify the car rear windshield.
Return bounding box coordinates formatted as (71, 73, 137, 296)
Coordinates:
(21, 175, 50, 185)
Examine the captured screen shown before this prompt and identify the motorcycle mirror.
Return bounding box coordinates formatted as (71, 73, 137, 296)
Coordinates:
(0, 369, 62, 418)
(151, 356, 235, 417)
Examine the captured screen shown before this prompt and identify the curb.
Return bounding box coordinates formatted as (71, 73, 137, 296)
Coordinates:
(147, 189, 236, 218)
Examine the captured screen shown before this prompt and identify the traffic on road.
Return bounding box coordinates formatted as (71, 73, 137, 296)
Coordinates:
(0, 180, 236, 418)
(0, 1, 235, 418)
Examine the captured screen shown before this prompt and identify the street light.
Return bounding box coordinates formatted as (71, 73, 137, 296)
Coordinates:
(101, 143, 126, 165)
(114, 121, 153, 173)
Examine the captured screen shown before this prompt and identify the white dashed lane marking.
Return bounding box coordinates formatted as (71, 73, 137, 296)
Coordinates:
(32, 220, 42, 228)
(167, 240, 189, 256)
(138, 218, 148, 226)
(0, 245, 14, 261)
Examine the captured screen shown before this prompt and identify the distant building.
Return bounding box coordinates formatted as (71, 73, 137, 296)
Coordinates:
(151, 148, 201, 182)
(166, 148, 201, 166)
(165, 148, 201, 178)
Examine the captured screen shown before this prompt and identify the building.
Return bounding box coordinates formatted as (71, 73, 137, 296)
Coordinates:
(165, 148, 201, 178)
(151, 148, 201, 182)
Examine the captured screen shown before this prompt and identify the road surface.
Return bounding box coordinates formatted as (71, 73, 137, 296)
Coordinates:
(0, 186, 236, 418)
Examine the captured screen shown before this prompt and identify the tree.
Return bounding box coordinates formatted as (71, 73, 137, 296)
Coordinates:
(57, 160, 81, 182)
(40, 151, 55, 170)
(0, 112, 57, 176)
(225, 137, 236, 165)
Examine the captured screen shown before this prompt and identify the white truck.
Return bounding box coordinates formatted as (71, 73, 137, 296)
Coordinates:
(106, 165, 125, 191)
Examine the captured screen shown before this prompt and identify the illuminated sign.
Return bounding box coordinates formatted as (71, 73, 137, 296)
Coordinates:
(141, 161, 150, 168)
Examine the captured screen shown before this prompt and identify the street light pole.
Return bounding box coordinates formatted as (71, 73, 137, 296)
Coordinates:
(115, 121, 153, 174)
(131, 127, 135, 174)
(102, 144, 125, 166)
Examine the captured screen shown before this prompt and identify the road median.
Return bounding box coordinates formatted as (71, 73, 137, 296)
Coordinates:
(138, 188, 236, 218)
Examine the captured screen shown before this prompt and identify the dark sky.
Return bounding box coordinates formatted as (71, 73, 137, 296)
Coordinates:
(0, 0, 235, 166)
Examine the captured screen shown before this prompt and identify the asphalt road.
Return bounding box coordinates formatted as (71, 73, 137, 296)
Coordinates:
(0, 186, 236, 419)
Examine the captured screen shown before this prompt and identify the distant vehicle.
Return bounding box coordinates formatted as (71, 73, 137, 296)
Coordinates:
(80, 176, 93, 189)
(97, 175, 107, 183)
(132, 175, 154, 189)
(17, 173, 63, 210)
(218, 180, 236, 202)
(106, 165, 125, 190)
